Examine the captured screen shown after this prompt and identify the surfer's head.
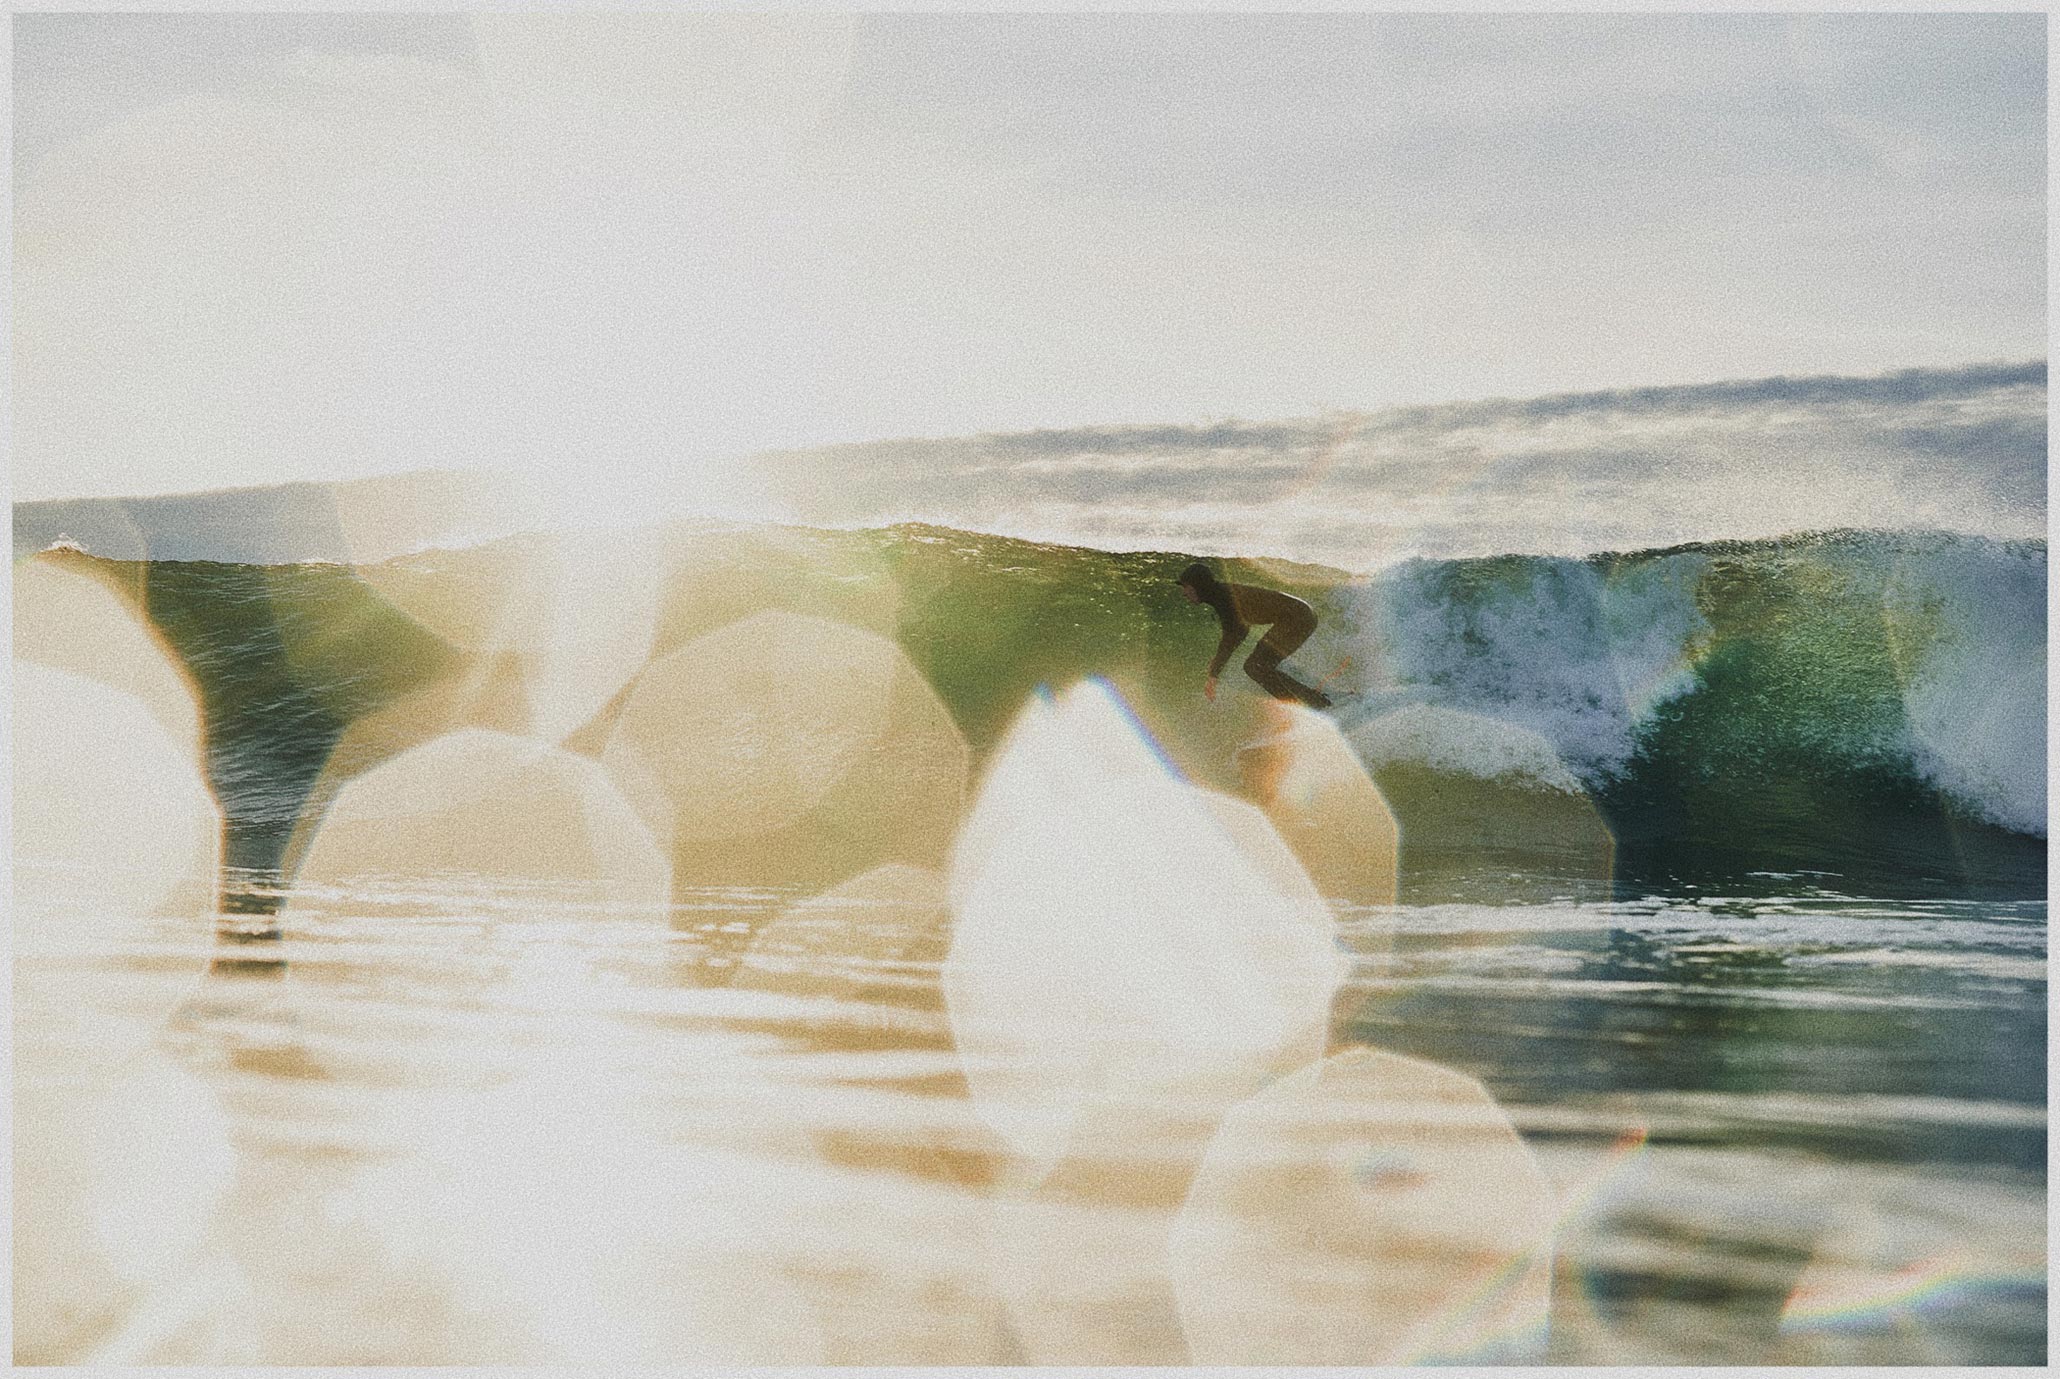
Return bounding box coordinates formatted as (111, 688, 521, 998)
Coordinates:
(1176, 561, 1226, 609)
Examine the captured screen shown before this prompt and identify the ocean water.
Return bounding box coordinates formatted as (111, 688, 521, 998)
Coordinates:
(12, 880, 2044, 1365)
(11, 517, 2047, 1365)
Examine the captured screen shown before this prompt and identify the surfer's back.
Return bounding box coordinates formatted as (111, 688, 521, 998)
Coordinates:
(1223, 582, 1311, 627)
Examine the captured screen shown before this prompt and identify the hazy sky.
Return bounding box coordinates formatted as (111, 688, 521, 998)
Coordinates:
(12, 12, 2047, 512)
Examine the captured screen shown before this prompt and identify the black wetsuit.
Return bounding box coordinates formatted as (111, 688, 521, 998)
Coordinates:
(1204, 583, 1334, 710)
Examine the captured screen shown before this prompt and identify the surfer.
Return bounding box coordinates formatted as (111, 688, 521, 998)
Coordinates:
(1175, 562, 1339, 710)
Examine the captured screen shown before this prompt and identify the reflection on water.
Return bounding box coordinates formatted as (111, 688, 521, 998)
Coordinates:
(14, 878, 2043, 1365)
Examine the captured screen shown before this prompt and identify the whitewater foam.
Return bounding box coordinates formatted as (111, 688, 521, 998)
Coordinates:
(1347, 705, 1585, 793)
(1326, 531, 2044, 840)
(1882, 540, 2047, 836)
(1335, 553, 1710, 785)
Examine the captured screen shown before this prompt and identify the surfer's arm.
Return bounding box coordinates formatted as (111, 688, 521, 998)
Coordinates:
(1205, 616, 1247, 680)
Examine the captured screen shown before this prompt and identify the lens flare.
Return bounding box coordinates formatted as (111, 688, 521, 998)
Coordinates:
(13, 663, 221, 953)
(14, 550, 205, 753)
(1235, 700, 1400, 906)
(1786, 1254, 2036, 1331)
(1773, 1206, 2047, 1367)
(601, 611, 969, 893)
(1169, 1046, 1558, 1366)
(331, 1044, 828, 1364)
(356, 529, 669, 745)
(943, 678, 1345, 1362)
(734, 862, 952, 1006)
(945, 678, 1340, 1178)
(287, 729, 670, 922)
(13, 1049, 243, 1364)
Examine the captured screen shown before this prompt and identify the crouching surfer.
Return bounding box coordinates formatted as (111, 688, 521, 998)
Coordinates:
(1175, 561, 1344, 710)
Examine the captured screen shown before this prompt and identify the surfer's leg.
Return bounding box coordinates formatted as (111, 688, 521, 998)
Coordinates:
(1244, 638, 1333, 710)
(1243, 609, 1333, 708)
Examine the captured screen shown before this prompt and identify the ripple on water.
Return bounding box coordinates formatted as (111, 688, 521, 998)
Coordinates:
(10, 882, 2046, 1365)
